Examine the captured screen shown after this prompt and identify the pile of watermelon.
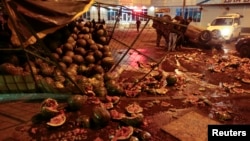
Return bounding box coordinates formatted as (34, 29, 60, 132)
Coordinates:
(40, 20, 119, 93)
(0, 20, 125, 95)
(34, 95, 152, 141)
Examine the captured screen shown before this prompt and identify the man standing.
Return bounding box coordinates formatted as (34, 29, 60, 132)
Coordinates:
(168, 16, 182, 51)
(175, 17, 193, 50)
(136, 19, 141, 32)
(152, 15, 171, 48)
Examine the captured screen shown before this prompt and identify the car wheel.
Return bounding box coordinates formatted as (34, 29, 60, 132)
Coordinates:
(239, 44, 250, 58)
(199, 30, 212, 43)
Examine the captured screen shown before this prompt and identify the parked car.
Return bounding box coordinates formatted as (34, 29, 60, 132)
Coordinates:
(207, 13, 243, 42)
(235, 36, 250, 58)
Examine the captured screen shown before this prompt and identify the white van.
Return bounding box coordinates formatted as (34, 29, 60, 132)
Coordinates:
(207, 13, 243, 42)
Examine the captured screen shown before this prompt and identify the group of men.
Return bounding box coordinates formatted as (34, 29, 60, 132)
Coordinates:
(153, 15, 192, 51)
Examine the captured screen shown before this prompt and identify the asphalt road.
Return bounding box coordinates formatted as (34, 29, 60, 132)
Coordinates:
(222, 41, 236, 51)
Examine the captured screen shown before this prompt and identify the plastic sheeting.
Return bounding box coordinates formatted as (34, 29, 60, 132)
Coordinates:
(4, 0, 94, 46)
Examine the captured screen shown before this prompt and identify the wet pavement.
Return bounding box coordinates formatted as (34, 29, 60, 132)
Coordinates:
(0, 28, 250, 141)
(0, 101, 40, 140)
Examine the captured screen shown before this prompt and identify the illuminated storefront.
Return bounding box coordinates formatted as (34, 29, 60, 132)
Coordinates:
(81, 0, 201, 25)
(80, 0, 153, 24)
(79, 0, 249, 28)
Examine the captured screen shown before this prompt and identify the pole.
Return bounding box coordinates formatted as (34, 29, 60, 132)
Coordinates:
(98, 3, 101, 23)
(182, 0, 186, 17)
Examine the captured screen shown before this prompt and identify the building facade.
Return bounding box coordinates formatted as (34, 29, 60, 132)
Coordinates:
(81, 0, 202, 27)
(80, 0, 250, 28)
(198, 0, 250, 28)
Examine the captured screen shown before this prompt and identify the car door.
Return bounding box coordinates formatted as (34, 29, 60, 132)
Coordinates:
(233, 18, 241, 38)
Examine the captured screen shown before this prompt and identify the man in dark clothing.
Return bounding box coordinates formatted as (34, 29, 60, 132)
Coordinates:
(152, 15, 172, 48)
(175, 17, 193, 50)
(136, 19, 141, 32)
(101, 19, 106, 25)
(168, 16, 182, 51)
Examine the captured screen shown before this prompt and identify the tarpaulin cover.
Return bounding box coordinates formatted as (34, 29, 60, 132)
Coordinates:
(5, 0, 94, 46)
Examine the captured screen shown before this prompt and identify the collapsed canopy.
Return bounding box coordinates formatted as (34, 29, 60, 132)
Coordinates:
(4, 0, 94, 46)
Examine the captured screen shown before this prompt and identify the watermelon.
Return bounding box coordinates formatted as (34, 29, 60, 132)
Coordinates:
(94, 86, 108, 97)
(120, 114, 144, 127)
(103, 72, 114, 82)
(105, 80, 125, 96)
(125, 103, 143, 114)
(76, 115, 91, 128)
(46, 113, 66, 127)
(101, 57, 115, 71)
(166, 74, 177, 86)
(130, 136, 139, 141)
(85, 54, 96, 64)
(110, 109, 126, 120)
(134, 129, 152, 141)
(67, 95, 87, 111)
(91, 106, 111, 128)
(112, 126, 134, 141)
(40, 98, 59, 118)
(105, 95, 120, 104)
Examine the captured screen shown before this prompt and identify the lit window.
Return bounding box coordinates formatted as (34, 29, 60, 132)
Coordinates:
(176, 8, 201, 22)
